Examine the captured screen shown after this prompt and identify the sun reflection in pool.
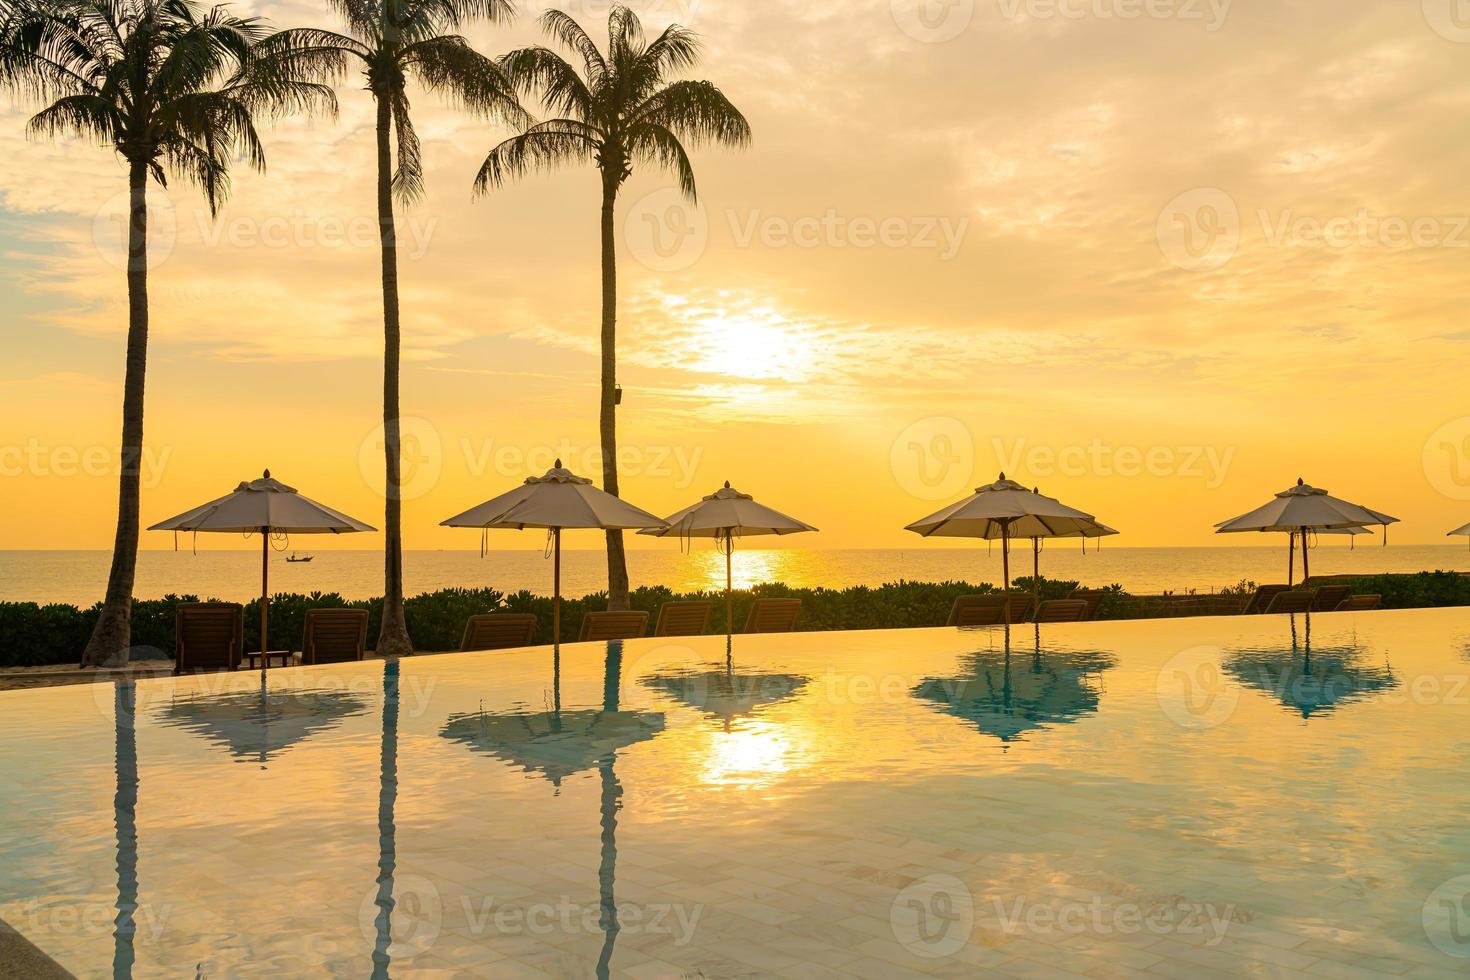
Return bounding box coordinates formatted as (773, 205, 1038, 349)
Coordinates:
(698, 719, 806, 788)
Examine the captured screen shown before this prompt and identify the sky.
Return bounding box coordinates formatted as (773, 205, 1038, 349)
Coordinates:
(3, 0, 1470, 551)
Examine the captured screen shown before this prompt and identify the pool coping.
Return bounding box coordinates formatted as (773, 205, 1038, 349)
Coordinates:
(0, 916, 74, 980)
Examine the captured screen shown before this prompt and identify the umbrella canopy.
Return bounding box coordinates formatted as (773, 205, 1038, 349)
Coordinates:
(441, 461, 667, 646)
(639, 482, 817, 638)
(1215, 478, 1399, 585)
(148, 471, 375, 675)
(1450, 522, 1470, 537)
(441, 461, 667, 532)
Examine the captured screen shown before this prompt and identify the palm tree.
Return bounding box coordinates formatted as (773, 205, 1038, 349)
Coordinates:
(265, 0, 527, 657)
(477, 6, 749, 610)
(0, 0, 333, 667)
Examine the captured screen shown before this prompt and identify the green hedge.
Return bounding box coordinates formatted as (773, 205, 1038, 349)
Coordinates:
(2, 571, 1467, 668)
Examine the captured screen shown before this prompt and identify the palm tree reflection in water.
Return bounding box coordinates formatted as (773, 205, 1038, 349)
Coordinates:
(371, 659, 400, 978)
(112, 683, 139, 980)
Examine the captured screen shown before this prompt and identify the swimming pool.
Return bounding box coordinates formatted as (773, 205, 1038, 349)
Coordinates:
(2, 609, 1468, 977)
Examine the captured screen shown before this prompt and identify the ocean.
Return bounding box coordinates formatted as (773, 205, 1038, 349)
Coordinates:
(2, 544, 1466, 606)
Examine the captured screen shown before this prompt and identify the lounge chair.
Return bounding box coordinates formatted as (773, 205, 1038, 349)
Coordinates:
(1310, 585, 1352, 612)
(579, 611, 649, 642)
(1336, 594, 1382, 611)
(1243, 584, 1292, 615)
(1264, 590, 1317, 615)
(1005, 594, 1036, 624)
(174, 602, 244, 674)
(654, 601, 711, 637)
(1067, 589, 1108, 621)
(744, 598, 801, 634)
(460, 614, 538, 652)
(298, 608, 368, 665)
(1035, 599, 1089, 623)
(946, 594, 1032, 627)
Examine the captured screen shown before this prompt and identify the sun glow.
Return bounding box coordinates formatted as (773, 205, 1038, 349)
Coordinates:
(684, 309, 823, 381)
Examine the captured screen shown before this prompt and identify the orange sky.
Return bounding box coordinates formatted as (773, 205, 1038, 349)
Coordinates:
(3, 0, 1470, 550)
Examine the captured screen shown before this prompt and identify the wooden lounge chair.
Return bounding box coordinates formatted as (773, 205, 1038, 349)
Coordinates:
(580, 611, 649, 642)
(1067, 589, 1108, 621)
(1005, 594, 1036, 624)
(948, 594, 1003, 627)
(174, 602, 244, 674)
(298, 608, 368, 666)
(654, 601, 711, 637)
(1336, 594, 1382, 611)
(1264, 590, 1317, 615)
(460, 614, 538, 652)
(1310, 585, 1352, 612)
(1243, 584, 1292, 615)
(744, 598, 801, 634)
(1035, 599, 1089, 623)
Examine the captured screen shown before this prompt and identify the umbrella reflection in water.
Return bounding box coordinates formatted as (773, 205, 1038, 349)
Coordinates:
(439, 643, 664, 977)
(1223, 613, 1398, 719)
(912, 625, 1117, 747)
(157, 679, 368, 767)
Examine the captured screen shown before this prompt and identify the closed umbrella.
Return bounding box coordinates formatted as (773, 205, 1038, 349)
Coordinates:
(441, 461, 667, 646)
(638, 482, 817, 638)
(1215, 478, 1398, 585)
(149, 471, 375, 675)
(905, 473, 1105, 624)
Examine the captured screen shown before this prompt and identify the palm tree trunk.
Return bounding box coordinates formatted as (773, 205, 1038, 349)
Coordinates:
(375, 96, 413, 657)
(600, 177, 630, 610)
(82, 160, 150, 668)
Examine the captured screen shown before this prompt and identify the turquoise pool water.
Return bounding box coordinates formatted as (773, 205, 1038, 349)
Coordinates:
(2, 609, 1469, 977)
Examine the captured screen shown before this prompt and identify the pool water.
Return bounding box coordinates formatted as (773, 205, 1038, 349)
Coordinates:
(2, 609, 1470, 978)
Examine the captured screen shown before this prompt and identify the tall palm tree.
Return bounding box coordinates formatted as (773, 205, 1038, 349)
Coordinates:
(0, 0, 333, 667)
(477, 6, 749, 610)
(265, 0, 527, 656)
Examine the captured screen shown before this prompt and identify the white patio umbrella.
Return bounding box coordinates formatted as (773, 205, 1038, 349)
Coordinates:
(1450, 522, 1470, 550)
(905, 473, 1105, 624)
(638, 482, 817, 638)
(1020, 487, 1119, 605)
(1215, 478, 1398, 585)
(149, 471, 375, 675)
(440, 461, 668, 646)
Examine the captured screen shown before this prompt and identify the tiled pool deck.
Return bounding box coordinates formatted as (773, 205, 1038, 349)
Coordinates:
(2, 609, 1469, 978)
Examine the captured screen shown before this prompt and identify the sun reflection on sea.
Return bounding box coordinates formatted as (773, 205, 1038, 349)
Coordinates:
(690, 548, 808, 590)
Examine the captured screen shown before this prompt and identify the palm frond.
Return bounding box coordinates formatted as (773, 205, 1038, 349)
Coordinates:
(498, 44, 591, 120)
(474, 118, 598, 194)
(538, 8, 605, 89)
(631, 79, 749, 148)
(25, 90, 116, 142)
(388, 89, 424, 203)
(401, 33, 526, 126)
(627, 120, 695, 200)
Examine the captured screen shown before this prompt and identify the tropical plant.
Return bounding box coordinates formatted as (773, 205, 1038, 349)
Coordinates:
(263, 0, 527, 655)
(477, 5, 750, 609)
(0, 0, 334, 666)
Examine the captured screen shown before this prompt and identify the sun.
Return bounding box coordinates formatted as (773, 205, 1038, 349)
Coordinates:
(685, 309, 822, 382)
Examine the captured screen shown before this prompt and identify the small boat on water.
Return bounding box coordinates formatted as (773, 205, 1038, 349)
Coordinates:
(286, 553, 314, 564)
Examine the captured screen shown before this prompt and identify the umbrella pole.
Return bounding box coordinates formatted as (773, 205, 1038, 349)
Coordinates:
(1002, 522, 1012, 626)
(260, 529, 269, 677)
(1288, 532, 1295, 586)
(1032, 538, 1040, 608)
(553, 528, 562, 648)
(726, 533, 734, 641)
(1300, 526, 1310, 586)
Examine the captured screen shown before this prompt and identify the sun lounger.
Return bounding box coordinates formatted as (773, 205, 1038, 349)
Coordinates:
(579, 611, 649, 642)
(946, 593, 1033, 626)
(460, 614, 538, 651)
(1243, 584, 1292, 615)
(1336, 594, 1382, 611)
(1067, 589, 1108, 621)
(744, 598, 801, 634)
(1310, 585, 1352, 612)
(654, 601, 711, 637)
(298, 608, 368, 665)
(174, 602, 244, 674)
(1035, 599, 1089, 623)
(1264, 590, 1317, 615)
